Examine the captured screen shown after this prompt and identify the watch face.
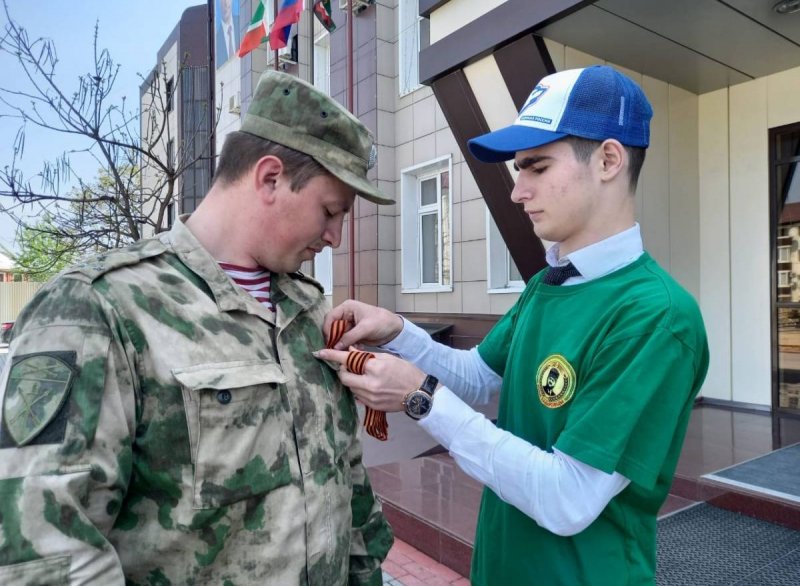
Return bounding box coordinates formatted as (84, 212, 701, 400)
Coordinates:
(406, 390, 433, 419)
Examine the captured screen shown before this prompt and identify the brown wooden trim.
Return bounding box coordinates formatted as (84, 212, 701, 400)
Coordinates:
(494, 35, 556, 110)
(432, 71, 546, 283)
(419, 0, 449, 19)
(419, 0, 591, 85)
(431, 45, 556, 283)
(489, 35, 555, 278)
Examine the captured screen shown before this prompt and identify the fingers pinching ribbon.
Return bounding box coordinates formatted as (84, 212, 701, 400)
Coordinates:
(327, 320, 389, 441)
(345, 350, 374, 375)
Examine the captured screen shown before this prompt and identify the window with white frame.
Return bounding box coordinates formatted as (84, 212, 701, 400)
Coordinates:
(401, 156, 452, 291)
(779, 270, 791, 287)
(398, 0, 421, 96)
(779, 245, 791, 263)
(487, 212, 524, 292)
(313, 29, 332, 297)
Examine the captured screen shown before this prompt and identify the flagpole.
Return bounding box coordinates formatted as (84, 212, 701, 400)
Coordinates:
(346, 0, 355, 301)
(207, 0, 216, 182)
(308, 3, 314, 86)
(273, 0, 279, 70)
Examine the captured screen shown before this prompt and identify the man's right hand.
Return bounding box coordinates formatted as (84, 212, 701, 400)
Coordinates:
(323, 300, 404, 349)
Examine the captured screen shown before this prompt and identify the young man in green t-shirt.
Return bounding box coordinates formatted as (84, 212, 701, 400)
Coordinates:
(317, 65, 709, 585)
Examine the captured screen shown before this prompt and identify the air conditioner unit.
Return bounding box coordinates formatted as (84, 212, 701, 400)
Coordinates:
(228, 93, 240, 115)
(339, 0, 374, 14)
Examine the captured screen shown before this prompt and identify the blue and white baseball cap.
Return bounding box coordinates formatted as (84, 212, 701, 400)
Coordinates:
(468, 65, 653, 163)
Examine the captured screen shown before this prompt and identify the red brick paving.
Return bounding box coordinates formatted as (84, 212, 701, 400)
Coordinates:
(385, 538, 470, 585)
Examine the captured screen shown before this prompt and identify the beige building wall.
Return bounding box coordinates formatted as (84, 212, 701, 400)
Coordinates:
(699, 65, 800, 406)
(698, 89, 732, 403)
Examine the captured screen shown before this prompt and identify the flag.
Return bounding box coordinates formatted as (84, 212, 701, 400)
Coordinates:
(312, 0, 336, 32)
(269, 0, 303, 51)
(238, 0, 268, 58)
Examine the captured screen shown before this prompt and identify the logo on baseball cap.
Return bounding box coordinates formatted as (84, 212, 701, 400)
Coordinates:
(242, 70, 393, 205)
(468, 65, 653, 163)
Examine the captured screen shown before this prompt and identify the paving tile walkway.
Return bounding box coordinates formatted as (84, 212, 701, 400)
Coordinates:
(382, 538, 469, 585)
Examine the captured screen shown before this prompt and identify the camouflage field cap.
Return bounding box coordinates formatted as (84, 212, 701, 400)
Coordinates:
(242, 70, 393, 205)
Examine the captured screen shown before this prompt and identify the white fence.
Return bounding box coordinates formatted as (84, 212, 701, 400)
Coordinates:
(0, 282, 43, 322)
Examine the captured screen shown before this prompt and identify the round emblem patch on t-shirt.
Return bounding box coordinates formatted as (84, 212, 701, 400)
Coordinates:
(536, 354, 576, 408)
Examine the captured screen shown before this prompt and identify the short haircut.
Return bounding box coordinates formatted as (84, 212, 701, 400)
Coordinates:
(213, 131, 328, 192)
(562, 136, 647, 193)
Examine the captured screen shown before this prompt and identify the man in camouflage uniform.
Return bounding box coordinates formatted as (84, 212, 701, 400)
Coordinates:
(0, 71, 394, 585)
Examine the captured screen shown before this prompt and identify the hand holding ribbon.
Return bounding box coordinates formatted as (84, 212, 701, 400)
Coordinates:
(326, 319, 388, 441)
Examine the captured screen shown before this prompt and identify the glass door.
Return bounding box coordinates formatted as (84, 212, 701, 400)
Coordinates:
(771, 122, 800, 447)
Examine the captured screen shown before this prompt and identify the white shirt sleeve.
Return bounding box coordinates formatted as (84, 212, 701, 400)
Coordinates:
(381, 318, 501, 405)
(419, 387, 631, 536)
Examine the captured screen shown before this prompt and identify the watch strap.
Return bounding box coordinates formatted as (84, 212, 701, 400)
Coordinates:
(419, 374, 438, 396)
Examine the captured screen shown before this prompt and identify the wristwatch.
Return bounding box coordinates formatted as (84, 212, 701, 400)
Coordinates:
(402, 374, 439, 420)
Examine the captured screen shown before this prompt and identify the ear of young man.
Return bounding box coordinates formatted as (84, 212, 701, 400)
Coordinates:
(597, 139, 627, 188)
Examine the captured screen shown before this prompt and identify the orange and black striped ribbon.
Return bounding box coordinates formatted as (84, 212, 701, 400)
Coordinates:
(327, 320, 389, 441)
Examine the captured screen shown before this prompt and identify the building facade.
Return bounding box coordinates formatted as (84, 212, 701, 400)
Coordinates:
(139, 5, 212, 237)
(0, 252, 15, 283)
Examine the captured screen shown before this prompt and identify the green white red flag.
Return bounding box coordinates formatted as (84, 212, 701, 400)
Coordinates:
(238, 0, 269, 58)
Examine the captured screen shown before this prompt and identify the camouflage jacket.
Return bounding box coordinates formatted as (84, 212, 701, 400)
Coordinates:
(0, 218, 393, 585)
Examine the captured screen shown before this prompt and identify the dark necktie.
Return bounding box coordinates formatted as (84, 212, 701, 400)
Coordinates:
(543, 262, 581, 285)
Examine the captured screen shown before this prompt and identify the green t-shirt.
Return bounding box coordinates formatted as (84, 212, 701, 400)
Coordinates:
(473, 252, 709, 586)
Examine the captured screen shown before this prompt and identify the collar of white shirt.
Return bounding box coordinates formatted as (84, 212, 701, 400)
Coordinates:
(544, 223, 644, 285)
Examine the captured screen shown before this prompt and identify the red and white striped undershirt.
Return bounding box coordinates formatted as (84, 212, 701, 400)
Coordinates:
(219, 262, 274, 312)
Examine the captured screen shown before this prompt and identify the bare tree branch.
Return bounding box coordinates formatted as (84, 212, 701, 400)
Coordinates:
(0, 0, 221, 274)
